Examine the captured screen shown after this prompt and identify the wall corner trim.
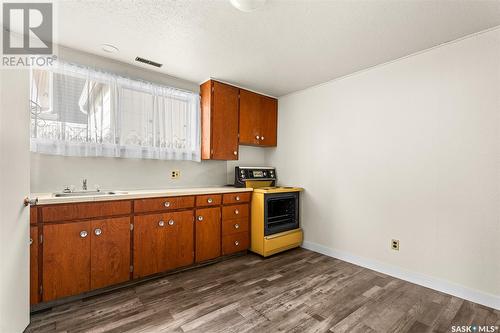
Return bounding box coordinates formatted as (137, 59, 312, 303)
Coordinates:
(301, 241, 500, 310)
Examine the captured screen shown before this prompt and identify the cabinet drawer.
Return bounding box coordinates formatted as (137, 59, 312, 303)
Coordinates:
(222, 204, 249, 220)
(222, 217, 249, 236)
(223, 192, 251, 204)
(134, 196, 194, 213)
(196, 194, 222, 207)
(222, 232, 249, 255)
(42, 201, 131, 222)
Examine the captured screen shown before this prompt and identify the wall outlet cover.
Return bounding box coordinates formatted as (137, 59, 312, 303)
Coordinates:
(171, 170, 180, 179)
(391, 239, 400, 251)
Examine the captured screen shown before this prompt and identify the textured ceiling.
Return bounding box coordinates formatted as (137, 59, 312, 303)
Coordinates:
(54, 0, 500, 96)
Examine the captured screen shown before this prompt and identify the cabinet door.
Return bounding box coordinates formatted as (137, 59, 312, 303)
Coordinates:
(165, 210, 194, 270)
(43, 221, 91, 302)
(195, 207, 221, 262)
(239, 89, 261, 145)
(259, 96, 278, 147)
(133, 214, 169, 279)
(90, 217, 131, 290)
(211, 81, 239, 160)
(30, 226, 39, 305)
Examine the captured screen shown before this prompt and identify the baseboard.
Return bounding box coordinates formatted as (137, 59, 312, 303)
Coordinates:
(302, 241, 500, 310)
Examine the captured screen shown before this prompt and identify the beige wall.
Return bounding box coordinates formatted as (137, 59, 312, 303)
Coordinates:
(267, 29, 500, 305)
(0, 69, 31, 331)
(31, 46, 267, 192)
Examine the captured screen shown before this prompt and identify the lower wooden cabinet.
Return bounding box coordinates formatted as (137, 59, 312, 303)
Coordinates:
(30, 226, 39, 305)
(33, 192, 250, 305)
(133, 210, 194, 279)
(90, 217, 131, 290)
(195, 207, 221, 263)
(42, 218, 131, 302)
(43, 221, 91, 302)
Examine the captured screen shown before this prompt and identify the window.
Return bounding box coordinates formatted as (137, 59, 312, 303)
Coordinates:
(30, 61, 201, 161)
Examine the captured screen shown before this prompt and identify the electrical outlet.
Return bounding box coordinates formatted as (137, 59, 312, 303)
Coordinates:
(391, 239, 400, 251)
(171, 170, 180, 179)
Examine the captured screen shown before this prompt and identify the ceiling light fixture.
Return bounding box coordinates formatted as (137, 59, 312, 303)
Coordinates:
(230, 0, 267, 12)
(101, 44, 119, 53)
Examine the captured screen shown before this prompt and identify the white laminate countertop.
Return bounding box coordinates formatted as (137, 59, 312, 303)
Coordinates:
(32, 187, 253, 205)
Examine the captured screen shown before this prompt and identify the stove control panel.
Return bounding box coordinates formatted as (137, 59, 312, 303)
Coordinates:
(234, 167, 276, 187)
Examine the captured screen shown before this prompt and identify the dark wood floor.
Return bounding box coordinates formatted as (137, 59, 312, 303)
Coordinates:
(26, 248, 499, 333)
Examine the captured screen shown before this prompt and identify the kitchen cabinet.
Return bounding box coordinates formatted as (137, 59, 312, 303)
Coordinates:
(239, 89, 277, 147)
(195, 207, 221, 262)
(90, 217, 131, 290)
(32, 191, 251, 306)
(43, 221, 91, 302)
(43, 218, 131, 301)
(201, 80, 240, 160)
(30, 226, 39, 305)
(134, 210, 194, 278)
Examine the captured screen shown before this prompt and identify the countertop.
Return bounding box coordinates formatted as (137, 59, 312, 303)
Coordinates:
(32, 187, 253, 205)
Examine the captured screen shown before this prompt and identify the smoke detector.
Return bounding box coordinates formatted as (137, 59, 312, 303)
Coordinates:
(101, 44, 119, 53)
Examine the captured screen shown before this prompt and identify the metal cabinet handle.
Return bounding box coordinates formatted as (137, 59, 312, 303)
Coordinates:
(235, 196, 240, 201)
(256, 135, 260, 140)
(94, 228, 102, 236)
(234, 241, 240, 246)
(29, 238, 33, 245)
(168, 219, 175, 226)
(158, 220, 165, 227)
(80, 231, 88, 238)
(164, 201, 171, 208)
(207, 198, 213, 204)
(234, 209, 239, 215)
(234, 224, 240, 229)
(197, 215, 203, 221)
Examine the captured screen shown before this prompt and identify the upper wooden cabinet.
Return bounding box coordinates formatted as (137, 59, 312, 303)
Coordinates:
(201, 80, 240, 160)
(239, 89, 277, 147)
(200, 80, 278, 160)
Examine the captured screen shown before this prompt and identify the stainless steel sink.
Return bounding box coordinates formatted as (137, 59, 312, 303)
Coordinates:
(53, 191, 127, 197)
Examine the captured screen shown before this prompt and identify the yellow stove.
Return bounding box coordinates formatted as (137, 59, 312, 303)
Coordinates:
(234, 167, 303, 257)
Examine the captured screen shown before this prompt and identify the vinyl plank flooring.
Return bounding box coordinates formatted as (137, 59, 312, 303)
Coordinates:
(26, 248, 500, 333)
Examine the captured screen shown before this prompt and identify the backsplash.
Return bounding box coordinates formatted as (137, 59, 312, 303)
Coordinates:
(30, 153, 228, 193)
(31, 146, 268, 193)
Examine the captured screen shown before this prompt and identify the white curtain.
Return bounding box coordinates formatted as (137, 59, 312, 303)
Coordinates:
(30, 61, 201, 161)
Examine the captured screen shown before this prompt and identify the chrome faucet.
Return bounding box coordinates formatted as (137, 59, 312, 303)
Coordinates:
(82, 178, 88, 191)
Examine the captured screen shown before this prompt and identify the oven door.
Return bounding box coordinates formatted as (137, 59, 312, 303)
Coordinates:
(264, 192, 299, 236)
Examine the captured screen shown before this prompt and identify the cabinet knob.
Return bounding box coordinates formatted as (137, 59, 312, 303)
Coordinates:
(207, 198, 213, 204)
(234, 224, 240, 229)
(158, 220, 165, 227)
(234, 241, 240, 246)
(233, 151, 238, 156)
(256, 135, 260, 140)
(29, 238, 33, 245)
(94, 228, 102, 236)
(261, 136, 265, 141)
(80, 231, 88, 238)
(197, 215, 203, 221)
(164, 201, 171, 208)
(168, 219, 175, 226)
(235, 196, 240, 201)
(234, 209, 239, 215)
